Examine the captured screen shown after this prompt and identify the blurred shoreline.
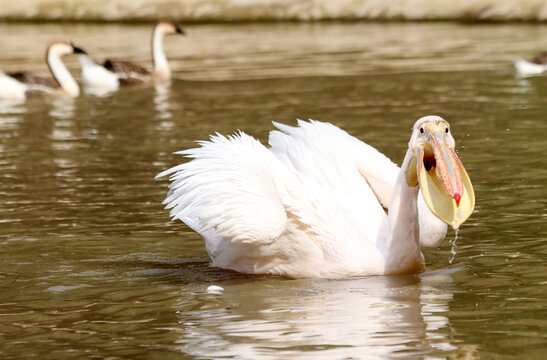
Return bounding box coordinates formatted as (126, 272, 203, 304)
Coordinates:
(1, 0, 547, 23)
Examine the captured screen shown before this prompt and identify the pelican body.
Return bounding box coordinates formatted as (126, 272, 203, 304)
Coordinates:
(79, 20, 185, 92)
(157, 117, 474, 278)
(0, 41, 85, 100)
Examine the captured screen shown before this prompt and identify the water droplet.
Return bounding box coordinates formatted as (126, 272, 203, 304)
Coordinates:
(207, 285, 224, 294)
(449, 229, 459, 264)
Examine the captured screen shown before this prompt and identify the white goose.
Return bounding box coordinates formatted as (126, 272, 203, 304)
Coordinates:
(78, 20, 185, 92)
(157, 117, 475, 278)
(514, 52, 547, 77)
(0, 41, 86, 100)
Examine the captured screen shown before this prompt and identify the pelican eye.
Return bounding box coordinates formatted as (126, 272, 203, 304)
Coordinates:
(420, 127, 424, 134)
(445, 128, 449, 133)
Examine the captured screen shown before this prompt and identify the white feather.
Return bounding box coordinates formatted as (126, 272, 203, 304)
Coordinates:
(0, 71, 26, 100)
(78, 55, 120, 93)
(514, 58, 547, 77)
(159, 132, 291, 245)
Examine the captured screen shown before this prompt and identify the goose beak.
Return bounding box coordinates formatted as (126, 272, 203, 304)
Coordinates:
(417, 131, 474, 230)
(71, 44, 87, 55)
(175, 25, 185, 35)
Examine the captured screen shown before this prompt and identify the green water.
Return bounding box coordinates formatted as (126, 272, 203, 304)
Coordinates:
(0, 22, 546, 359)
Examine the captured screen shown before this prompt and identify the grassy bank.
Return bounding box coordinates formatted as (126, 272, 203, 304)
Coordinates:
(2, 0, 547, 23)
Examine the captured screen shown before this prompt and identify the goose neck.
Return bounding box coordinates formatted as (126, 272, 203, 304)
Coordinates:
(152, 26, 171, 79)
(47, 49, 79, 96)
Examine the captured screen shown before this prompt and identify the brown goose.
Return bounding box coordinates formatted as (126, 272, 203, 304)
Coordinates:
(0, 41, 86, 100)
(514, 51, 547, 76)
(79, 20, 185, 91)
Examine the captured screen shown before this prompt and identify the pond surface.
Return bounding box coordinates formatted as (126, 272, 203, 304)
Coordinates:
(0, 22, 546, 359)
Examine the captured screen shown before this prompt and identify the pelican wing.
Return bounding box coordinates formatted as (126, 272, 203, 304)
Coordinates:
(157, 132, 290, 247)
(270, 120, 398, 209)
(268, 120, 390, 246)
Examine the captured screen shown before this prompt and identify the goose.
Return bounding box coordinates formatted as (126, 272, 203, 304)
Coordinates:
(514, 52, 547, 76)
(157, 116, 475, 278)
(78, 20, 185, 92)
(0, 41, 86, 100)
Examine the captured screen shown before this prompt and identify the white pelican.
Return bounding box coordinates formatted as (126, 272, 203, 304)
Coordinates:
(78, 20, 185, 92)
(0, 41, 86, 100)
(157, 116, 475, 278)
(514, 52, 547, 77)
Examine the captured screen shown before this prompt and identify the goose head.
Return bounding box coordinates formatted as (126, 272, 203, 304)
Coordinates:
(47, 41, 87, 58)
(156, 20, 185, 36)
(406, 116, 475, 230)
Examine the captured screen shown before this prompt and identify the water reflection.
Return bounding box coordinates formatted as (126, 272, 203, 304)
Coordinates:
(0, 98, 25, 114)
(174, 272, 469, 359)
(82, 82, 118, 97)
(154, 83, 172, 120)
(0, 115, 22, 132)
(49, 97, 76, 120)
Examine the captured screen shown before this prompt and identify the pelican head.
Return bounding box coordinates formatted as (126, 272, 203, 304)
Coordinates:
(406, 116, 475, 230)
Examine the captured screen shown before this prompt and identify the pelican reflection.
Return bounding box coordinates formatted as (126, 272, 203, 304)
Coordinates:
(172, 271, 470, 359)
